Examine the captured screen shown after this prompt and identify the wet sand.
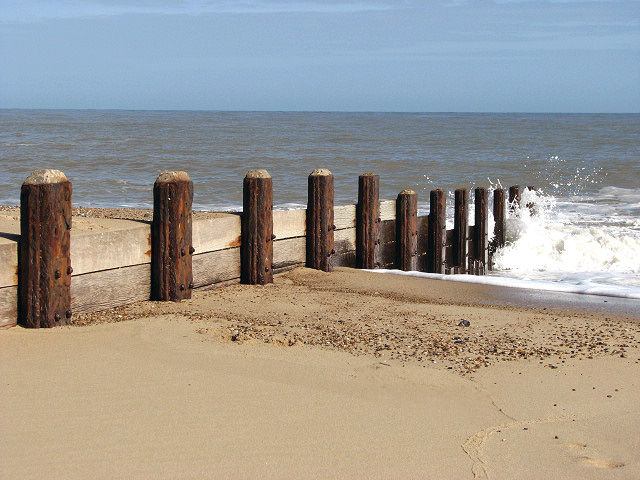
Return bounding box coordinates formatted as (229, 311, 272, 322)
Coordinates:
(1, 267, 639, 479)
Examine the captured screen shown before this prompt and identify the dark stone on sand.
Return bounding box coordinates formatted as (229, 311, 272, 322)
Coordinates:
(458, 320, 471, 327)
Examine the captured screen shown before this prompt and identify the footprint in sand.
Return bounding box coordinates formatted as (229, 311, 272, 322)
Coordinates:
(579, 457, 625, 469)
(564, 443, 625, 469)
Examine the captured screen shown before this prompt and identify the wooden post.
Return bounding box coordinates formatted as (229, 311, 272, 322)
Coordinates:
(454, 188, 468, 272)
(241, 169, 274, 285)
(19, 169, 72, 328)
(151, 171, 193, 301)
(492, 188, 506, 249)
(396, 189, 417, 271)
(306, 169, 335, 272)
(474, 187, 488, 272)
(509, 185, 520, 212)
(427, 189, 446, 274)
(356, 173, 379, 269)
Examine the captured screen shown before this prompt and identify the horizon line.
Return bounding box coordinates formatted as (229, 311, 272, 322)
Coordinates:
(1, 107, 639, 115)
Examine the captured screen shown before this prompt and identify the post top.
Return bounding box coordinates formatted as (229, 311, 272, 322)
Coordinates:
(399, 189, 416, 195)
(310, 168, 332, 176)
(155, 171, 191, 183)
(360, 172, 377, 177)
(23, 169, 68, 185)
(245, 169, 271, 179)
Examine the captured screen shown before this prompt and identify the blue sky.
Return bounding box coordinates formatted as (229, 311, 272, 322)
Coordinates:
(1, 0, 639, 112)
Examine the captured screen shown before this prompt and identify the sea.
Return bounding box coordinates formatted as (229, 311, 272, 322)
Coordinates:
(1, 109, 639, 300)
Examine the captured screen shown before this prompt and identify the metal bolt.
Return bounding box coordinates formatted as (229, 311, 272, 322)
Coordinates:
(189, 246, 195, 254)
(265, 266, 269, 272)
(189, 283, 194, 289)
(331, 249, 336, 255)
(271, 234, 276, 240)
(377, 218, 381, 223)
(54, 270, 61, 279)
(54, 313, 61, 322)
(180, 284, 185, 291)
(332, 225, 336, 230)
(181, 248, 186, 256)
(67, 266, 73, 275)
(65, 310, 72, 319)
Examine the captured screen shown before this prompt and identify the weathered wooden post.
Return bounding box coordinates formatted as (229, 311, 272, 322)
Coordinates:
(396, 189, 417, 271)
(508, 185, 520, 212)
(306, 169, 335, 272)
(151, 171, 193, 301)
(474, 187, 488, 274)
(18, 169, 72, 328)
(356, 173, 379, 269)
(493, 188, 506, 249)
(427, 189, 446, 274)
(241, 169, 274, 284)
(454, 188, 468, 273)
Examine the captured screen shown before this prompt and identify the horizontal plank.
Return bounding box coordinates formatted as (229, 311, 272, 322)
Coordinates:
(379, 219, 396, 244)
(273, 209, 306, 240)
(378, 241, 397, 268)
(192, 214, 242, 254)
(71, 221, 151, 276)
(333, 251, 356, 268)
(0, 238, 18, 288)
(273, 236, 306, 269)
(0, 286, 17, 329)
(334, 204, 356, 230)
(71, 264, 151, 314)
(334, 199, 395, 231)
(192, 248, 241, 288)
(334, 228, 356, 255)
(379, 200, 396, 221)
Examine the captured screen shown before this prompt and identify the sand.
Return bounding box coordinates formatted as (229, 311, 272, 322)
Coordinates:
(1, 267, 639, 479)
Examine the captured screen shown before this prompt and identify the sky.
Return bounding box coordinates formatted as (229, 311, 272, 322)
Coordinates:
(1, 0, 639, 112)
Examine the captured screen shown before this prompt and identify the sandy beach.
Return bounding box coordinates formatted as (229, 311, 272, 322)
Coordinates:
(1, 267, 639, 479)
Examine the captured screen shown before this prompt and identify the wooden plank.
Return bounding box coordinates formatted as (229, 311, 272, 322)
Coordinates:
(0, 237, 18, 288)
(19, 169, 72, 328)
(378, 219, 396, 244)
(333, 251, 356, 268)
(192, 248, 241, 288)
(334, 228, 356, 255)
(192, 214, 241, 255)
(71, 222, 151, 276)
(273, 209, 306, 240)
(151, 171, 193, 301)
(71, 264, 150, 314)
(241, 170, 274, 285)
(379, 200, 396, 221)
(334, 204, 356, 230)
(274, 237, 306, 269)
(0, 286, 17, 329)
(378, 241, 397, 268)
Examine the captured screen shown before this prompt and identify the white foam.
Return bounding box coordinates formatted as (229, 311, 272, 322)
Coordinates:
(367, 269, 640, 300)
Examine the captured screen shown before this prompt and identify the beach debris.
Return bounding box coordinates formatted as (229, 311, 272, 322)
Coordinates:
(458, 320, 471, 327)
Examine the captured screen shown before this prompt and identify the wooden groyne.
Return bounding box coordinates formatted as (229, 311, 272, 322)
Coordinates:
(0, 169, 528, 329)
